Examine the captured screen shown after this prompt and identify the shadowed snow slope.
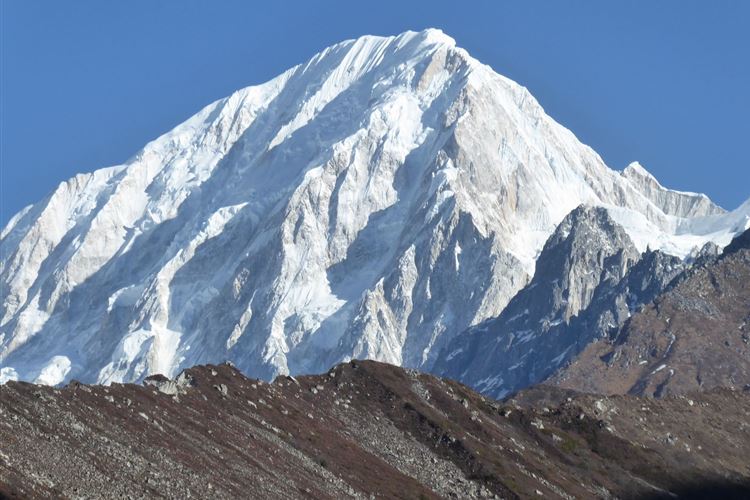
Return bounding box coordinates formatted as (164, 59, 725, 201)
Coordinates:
(1, 29, 748, 385)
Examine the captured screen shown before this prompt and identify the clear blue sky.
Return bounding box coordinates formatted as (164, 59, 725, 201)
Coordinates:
(1, 1, 748, 225)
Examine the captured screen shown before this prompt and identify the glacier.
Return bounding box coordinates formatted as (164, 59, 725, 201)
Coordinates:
(1, 28, 748, 385)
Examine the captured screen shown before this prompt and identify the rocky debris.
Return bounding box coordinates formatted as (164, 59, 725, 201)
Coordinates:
(550, 227, 750, 396)
(143, 370, 197, 396)
(2, 360, 750, 499)
(144, 375, 178, 396)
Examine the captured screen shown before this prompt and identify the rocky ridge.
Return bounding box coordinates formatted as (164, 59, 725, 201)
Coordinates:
(549, 227, 750, 396)
(434, 206, 691, 398)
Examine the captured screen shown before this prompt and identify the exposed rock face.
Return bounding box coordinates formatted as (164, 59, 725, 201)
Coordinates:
(1, 29, 747, 387)
(2, 361, 750, 499)
(549, 228, 750, 397)
(434, 206, 690, 398)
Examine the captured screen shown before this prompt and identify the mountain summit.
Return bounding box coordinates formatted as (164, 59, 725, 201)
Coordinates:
(1, 29, 748, 385)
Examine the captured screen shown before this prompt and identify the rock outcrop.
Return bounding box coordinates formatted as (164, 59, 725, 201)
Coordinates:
(434, 206, 689, 398)
(549, 228, 750, 396)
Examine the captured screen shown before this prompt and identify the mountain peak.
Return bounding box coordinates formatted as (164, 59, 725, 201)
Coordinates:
(621, 161, 656, 181)
(408, 27, 456, 47)
(314, 28, 460, 75)
(1, 30, 744, 386)
(350, 28, 457, 51)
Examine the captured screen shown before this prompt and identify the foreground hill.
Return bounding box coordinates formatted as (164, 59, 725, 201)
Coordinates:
(2, 361, 749, 499)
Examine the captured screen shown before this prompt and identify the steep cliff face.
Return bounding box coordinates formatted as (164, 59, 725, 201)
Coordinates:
(549, 228, 750, 397)
(434, 206, 693, 398)
(1, 29, 747, 386)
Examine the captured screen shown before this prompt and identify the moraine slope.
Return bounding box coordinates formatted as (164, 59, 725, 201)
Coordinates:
(2, 361, 750, 499)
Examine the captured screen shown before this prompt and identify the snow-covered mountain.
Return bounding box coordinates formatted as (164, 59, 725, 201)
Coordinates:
(1, 29, 748, 385)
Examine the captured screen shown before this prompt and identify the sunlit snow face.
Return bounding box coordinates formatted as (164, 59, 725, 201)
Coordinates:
(0, 29, 746, 387)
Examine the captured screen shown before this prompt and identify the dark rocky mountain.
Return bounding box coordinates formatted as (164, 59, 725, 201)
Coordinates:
(434, 206, 690, 398)
(549, 227, 750, 397)
(2, 360, 750, 499)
